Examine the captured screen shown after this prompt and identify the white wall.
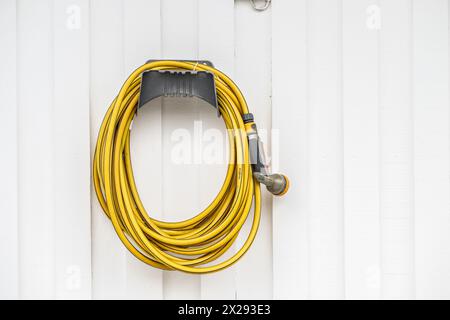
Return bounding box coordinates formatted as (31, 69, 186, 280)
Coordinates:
(0, 0, 449, 300)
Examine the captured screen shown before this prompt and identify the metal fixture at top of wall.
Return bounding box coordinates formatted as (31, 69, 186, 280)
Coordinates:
(250, 0, 271, 11)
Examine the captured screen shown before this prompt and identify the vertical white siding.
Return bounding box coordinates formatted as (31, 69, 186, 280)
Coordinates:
(90, 0, 127, 299)
(272, 0, 309, 299)
(308, 0, 344, 299)
(272, 0, 450, 300)
(413, 0, 450, 299)
(17, 0, 55, 299)
(2, 0, 450, 299)
(0, 0, 18, 300)
(379, 0, 414, 299)
(53, 0, 91, 299)
(342, 0, 381, 299)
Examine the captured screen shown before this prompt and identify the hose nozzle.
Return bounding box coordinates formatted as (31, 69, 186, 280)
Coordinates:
(254, 172, 290, 196)
(243, 113, 290, 196)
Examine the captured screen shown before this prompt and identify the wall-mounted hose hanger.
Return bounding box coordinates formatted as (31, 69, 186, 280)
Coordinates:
(93, 60, 289, 274)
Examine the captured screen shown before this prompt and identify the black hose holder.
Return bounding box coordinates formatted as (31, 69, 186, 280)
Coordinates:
(138, 60, 220, 117)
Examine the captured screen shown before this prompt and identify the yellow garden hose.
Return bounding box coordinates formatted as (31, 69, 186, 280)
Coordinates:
(93, 60, 288, 274)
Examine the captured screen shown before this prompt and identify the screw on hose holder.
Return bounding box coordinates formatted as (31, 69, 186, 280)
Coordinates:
(139, 60, 221, 117)
(243, 113, 289, 196)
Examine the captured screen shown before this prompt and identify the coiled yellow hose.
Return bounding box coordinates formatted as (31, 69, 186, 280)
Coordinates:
(93, 60, 261, 274)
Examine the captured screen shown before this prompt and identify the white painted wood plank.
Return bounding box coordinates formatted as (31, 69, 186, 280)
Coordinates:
(379, 0, 414, 299)
(0, 0, 19, 300)
(17, 0, 55, 299)
(198, 0, 234, 70)
(272, 0, 309, 299)
(161, 0, 201, 300)
(90, 0, 127, 299)
(161, 0, 198, 58)
(198, 0, 236, 300)
(234, 0, 273, 300)
(342, 0, 380, 299)
(124, 0, 163, 300)
(413, 0, 450, 299)
(53, 0, 91, 299)
(308, 0, 344, 299)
